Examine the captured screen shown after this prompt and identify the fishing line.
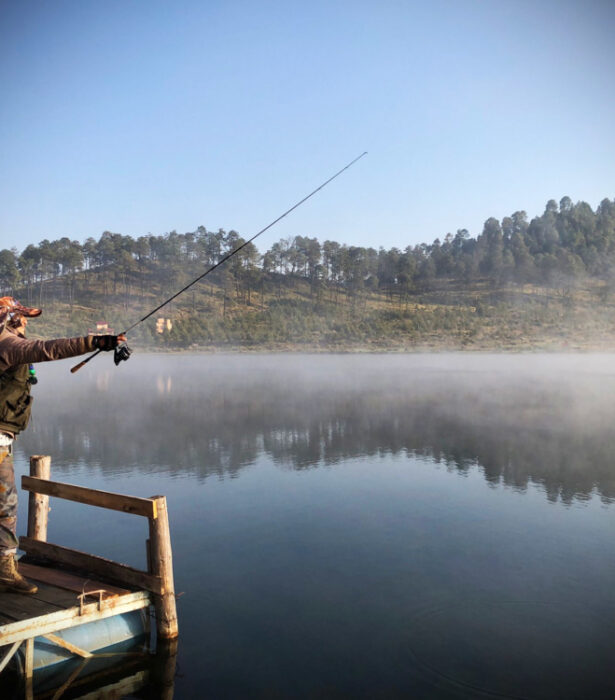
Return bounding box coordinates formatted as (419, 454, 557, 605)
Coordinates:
(71, 152, 367, 373)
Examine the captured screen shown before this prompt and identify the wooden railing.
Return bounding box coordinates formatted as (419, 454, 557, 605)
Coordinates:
(19, 456, 178, 640)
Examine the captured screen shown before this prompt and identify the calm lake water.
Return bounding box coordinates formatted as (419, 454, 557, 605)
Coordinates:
(10, 353, 615, 698)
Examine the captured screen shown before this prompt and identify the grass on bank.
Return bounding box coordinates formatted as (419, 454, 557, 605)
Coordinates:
(18, 270, 615, 352)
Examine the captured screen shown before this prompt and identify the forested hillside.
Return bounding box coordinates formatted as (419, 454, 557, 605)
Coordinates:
(3, 196, 615, 350)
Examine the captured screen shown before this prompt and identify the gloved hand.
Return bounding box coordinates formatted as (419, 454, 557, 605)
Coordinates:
(93, 335, 121, 351)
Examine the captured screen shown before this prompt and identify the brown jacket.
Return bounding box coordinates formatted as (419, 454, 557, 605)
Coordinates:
(0, 328, 97, 374)
(0, 328, 97, 435)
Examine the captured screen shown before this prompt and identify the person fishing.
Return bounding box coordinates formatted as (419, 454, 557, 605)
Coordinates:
(0, 297, 126, 594)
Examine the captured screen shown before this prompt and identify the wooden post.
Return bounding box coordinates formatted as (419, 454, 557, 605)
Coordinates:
(24, 637, 34, 700)
(27, 455, 51, 541)
(148, 496, 178, 639)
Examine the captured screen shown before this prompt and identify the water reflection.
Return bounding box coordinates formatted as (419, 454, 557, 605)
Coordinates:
(19, 353, 615, 504)
(13, 354, 615, 698)
(5, 638, 177, 700)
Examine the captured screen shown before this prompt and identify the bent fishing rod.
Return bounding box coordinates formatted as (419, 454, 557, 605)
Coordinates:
(71, 151, 368, 374)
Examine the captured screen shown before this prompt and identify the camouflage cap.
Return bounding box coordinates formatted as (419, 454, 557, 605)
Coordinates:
(0, 296, 42, 329)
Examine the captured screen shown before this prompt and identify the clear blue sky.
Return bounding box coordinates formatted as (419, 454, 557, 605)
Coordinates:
(1, 0, 613, 253)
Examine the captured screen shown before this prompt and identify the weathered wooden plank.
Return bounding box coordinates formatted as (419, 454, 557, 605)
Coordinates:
(0, 591, 150, 646)
(42, 632, 92, 658)
(21, 476, 157, 519)
(20, 581, 81, 609)
(0, 593, 63, 621)
(19, 538, 164, 595)
(0, 640, 21, 674)
(18, 562, 129, 598)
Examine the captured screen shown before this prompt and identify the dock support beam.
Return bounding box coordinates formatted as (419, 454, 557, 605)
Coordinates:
(148, 496, 178, 639)
(27, 456, 50, 541)
(24, 637, 34, 699)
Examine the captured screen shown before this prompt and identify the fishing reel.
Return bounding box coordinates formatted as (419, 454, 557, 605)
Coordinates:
(114, 343, 132, 366)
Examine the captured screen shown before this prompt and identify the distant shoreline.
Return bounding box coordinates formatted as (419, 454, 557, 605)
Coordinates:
(124, 341, 615, 354)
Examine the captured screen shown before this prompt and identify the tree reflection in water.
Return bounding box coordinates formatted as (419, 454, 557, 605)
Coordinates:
(20, 353, 615, 505)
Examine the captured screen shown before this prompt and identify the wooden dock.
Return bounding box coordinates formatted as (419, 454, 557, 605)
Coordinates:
(0, 456, 178, 698)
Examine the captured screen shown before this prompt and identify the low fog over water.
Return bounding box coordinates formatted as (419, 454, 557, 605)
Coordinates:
(22, 353, 615, 504)
(12, 353, 615, 698)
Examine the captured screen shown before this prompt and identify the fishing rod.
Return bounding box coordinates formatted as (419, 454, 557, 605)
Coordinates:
(71, 151, 368, 374)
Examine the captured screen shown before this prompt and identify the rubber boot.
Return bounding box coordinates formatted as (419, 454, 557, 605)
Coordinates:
(0, 554, 38, 594)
